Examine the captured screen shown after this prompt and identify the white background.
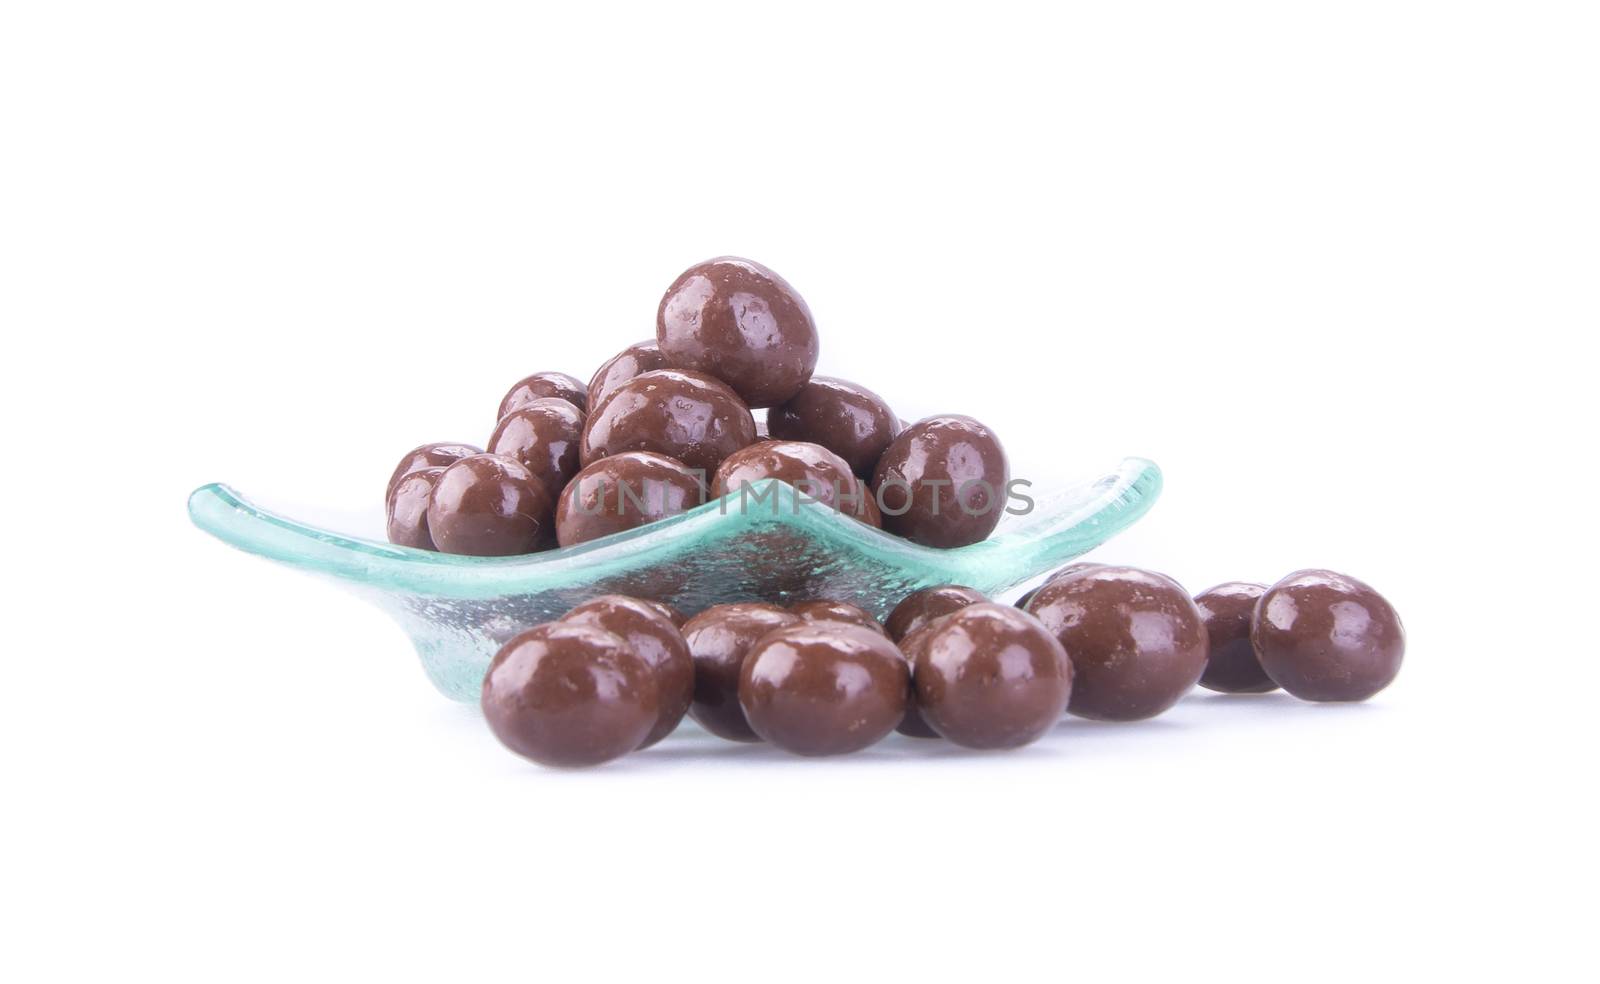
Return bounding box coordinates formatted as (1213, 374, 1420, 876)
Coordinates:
(3, 2, 1597, 981)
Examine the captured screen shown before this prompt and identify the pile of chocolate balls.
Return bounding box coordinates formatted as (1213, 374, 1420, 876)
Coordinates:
(385, 256, 1010, 555)
(481, 565, 1404, 767)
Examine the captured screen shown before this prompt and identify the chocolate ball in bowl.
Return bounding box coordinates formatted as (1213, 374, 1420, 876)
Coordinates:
(498, 371, 588, 419)
(656, 257, 819, 408)
(426, 453, 555, 556)
(767, 377, 900, 481)
(1252, 569, 1404, 702)
(386, 466, 444, 550)
(580, 369, 757, 474)
(481, 621, 658, 768)
(872, 415, 1009, 548)
(790, 599, 887, 636)
(738, 623, 909, 756)
(1026, 566, 1208, 721)
(681, 603, 800, 742)
(912, 603, 1073, 749)
(711, 440, 870, 521)
(885, 585, 988, 641)
(562, 595, 694, 749)
(487, 397, 585, 495)
(387, 442, 482, 499)
(555, 451, 705, 548)
(1194, 582, 1277, 694)
(587, 340, 670, 411)
(643, 600, 687, 628)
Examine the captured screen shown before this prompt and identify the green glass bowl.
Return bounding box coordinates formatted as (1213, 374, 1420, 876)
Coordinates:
(188, 457, 1161, 701)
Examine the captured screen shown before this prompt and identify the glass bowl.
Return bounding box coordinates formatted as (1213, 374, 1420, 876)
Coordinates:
(188, 456, 1161, 701)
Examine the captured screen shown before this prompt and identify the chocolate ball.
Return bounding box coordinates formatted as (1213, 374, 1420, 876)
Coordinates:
(426, 453, 555, 556)
(587, 340, 669, 411)
(894, 621, 944, 738)
(738, 623, 909, 756)
(562, 595, 694, 748)
(481, 621, 659, 767)
(711, 439, 874, 523)
(1194, 582, 1277, 694)
(912, 603, 1073, 749)
(387, 442, 482, 499)
(498, 371, 588, 419)
(487, 398, 584, 495)
(555, 451, 705, 548)
(872, 415, 1009, 548)
(885, 585, 988, 641)
(1015, 563, 1105, 609)
(790, 599, 886, 636)
(580, 369, 757, 475)
(386, 466, 443, 550)
(681, 603, 800, 742)
(1252, 570, 1404, 702)
(767, 376, 900, 480)
(1027, 566, 1207, 721)
(656, 257, 819, 408)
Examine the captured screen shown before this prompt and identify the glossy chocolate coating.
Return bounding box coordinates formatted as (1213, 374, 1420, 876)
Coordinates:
(643, 600, 687, 628)
(482, 621, 658, 767)
(1195, 582, 1277, 694)
(387, 442, 482, 499)
(681, 603, 800, 742)
(738, 623, 909, 756)
(894, 621, 943, 738)
(487, 398, 584, 495)
(562, 595, 694, 748)
(580, 369, 757, 475)
(767, 377, 900, 480)
(386, 466, 443, 550)
(885, 585, 988, 641)
(1252, 569, 1404, 702)
(790, 599, 886, 636)
(555, 451, 705, 548)
(872, 415, 1009, 548)
(656, 256, 819, 408)
(498, 371, 588, 419)
(1027, 566, 1207, 721)
(426, 454, 554, 556)
(711, 439, 874, 523)
(1015, 563, 1105, 609)
(587, 340, 670, 411)
(913, 603, 1073, 749)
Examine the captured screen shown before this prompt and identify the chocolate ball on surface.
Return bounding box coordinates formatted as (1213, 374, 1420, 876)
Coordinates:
(681, 603, 800, 742)
(1195, 582, 1277, 694)
(790, 599, 887, 636)
(913, 603, 1073, 749)
(498, 371, 588, 419)
(767, 377, 900, 480)
(580, 369, 757, 474)
(487, 398, 585, 495)
(738, 623, 909, 756)
(426, 454, 555, 556)
(386, 466, 443, 550)
(656, 256, 819, 408)
(872, 415, 1009, 549)
(387, 442, 482, 499)
(481, 621, 659, 768)
(1027, 566, 1208, 721)
(562, 595, 694, 748)
(555, 451, 705, 548)
(885, 585, 988, 641)
(588, 340, 670, 411)
(711, 440, 873, 523)
(1252, 570, 1404, 702)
